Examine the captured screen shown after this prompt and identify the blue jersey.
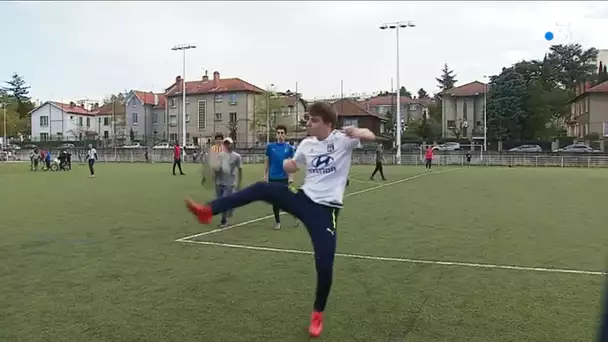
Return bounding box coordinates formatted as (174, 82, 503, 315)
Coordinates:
(266, 142, 294, 180)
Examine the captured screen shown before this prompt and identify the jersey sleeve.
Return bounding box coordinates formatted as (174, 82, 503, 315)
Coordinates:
(293, 140, 308, 166)
(265, 144, 271, 157)
(337, 131, 360, 150)
(236, 153, 243, 168)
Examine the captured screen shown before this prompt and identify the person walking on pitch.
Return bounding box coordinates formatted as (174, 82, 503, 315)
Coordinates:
(265, 124, 298, 229)
(185, 102, 376, 338)
(424, 145, 434, 171)
(87, 144, 97, 178)
(370, 143, 387, 181)
(173, 142, 185, 176)
(214, 137, 243, 228)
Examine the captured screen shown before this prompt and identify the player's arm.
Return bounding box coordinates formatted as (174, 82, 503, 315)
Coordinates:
(345, 127, 376, 142)
(287, 145, 295, 183)
(283, 142, 306, 174)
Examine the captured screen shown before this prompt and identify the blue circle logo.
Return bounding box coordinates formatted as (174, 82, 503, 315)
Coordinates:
(544, 31, 554, 41)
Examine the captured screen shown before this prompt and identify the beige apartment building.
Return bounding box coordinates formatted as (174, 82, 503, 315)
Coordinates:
(439, 81, 487, 139)
(164, 71, 265, 146)
(567, 81, 608, 138)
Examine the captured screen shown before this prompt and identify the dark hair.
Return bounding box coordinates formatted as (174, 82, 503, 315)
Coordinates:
(276, 125, 287, 133)
(308, 102, 337, 128)
(214, 132, 224, 140)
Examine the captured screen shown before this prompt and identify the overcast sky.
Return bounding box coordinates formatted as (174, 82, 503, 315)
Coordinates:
(1, 1, 607, 103)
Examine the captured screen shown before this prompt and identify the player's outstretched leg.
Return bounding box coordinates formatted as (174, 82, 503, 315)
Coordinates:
(185, 181, 295, 224)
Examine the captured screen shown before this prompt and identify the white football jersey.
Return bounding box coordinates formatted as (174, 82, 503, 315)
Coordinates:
(293, 130, 360, 208)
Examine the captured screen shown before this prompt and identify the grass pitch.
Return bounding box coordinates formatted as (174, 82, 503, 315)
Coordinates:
(0, 162, 606, 341)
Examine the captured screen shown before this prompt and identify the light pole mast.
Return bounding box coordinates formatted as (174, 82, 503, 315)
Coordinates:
(171, 44, 196, 147)
(380, 21, 415, 165)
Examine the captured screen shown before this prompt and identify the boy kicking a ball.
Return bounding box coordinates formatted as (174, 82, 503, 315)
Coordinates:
(185, 102, 376, 338)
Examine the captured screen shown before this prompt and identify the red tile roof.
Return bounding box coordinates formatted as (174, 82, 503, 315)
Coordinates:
(132, 90, 166, 108)
(439, 81, 487, 97)
(166, 71, 265, 97)
(50, 101, 97, 116)
(332, 99, 388, 121)
(568, 80, 608, 103)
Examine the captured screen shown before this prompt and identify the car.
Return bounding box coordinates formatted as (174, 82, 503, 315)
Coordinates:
(553, 144, 599, 153)
(122, 143, 142, 149)
(508, 144, 542, 152)
(152, 143, 171, 149)
(433, 142, 460, 151)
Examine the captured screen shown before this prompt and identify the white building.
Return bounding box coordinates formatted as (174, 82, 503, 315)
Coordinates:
(29, 101, 114, 141)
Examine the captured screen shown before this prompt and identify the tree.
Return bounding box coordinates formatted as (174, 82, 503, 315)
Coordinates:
(399, 86, 412, 97)
(251, 93, 284, 139)
(486, 68, 528, 140)
(2, 73, 34, 118)
(417, 88, 429, 99)
(545, 44, 598, 89)
(598, 62, 608, 84)
(436, 63, 457, 91)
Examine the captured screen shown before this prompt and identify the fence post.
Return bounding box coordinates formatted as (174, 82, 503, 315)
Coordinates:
(588, 156, 591, 168)
(535, 156, 538, 168)
(561, 156, 564, 168)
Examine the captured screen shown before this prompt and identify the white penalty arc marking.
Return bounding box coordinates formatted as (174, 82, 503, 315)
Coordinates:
(179, 239, 607, 276)
(176, 168, 461, 242)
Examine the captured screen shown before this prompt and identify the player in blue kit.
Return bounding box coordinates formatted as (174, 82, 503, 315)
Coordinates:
(185, 102, 376, 337)
(265, 125, 298, 229)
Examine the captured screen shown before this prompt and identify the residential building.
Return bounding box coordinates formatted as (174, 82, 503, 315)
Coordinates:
(438, 81, 487, 139)
(164, 70, 265, 146)
(567, 80, 608, 138)
(29, 101, 124, 142)
(331, 99, 390, 142)
(361, 95, 433, 123)
(124, 90, 167, 143)
(271, 92, 308, 139)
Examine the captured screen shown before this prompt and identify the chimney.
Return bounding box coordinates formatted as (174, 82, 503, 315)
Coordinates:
(213, 71, 220, 87)
(153, 93, 159, 106)
(79, 103, 85, 109)
(69, 101, 75, 108)
(93, 103, 99, 110)
(202, 70, 209, 82)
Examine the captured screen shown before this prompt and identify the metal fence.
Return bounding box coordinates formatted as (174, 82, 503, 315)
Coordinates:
(7, 149, 608, 167)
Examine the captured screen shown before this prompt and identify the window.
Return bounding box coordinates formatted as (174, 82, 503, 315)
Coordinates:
(170, 98, 176, 107)
(380, 123, 385, 133)
(215, 112, 222, 121)
(229, 112, 237, 122)
(131, 99, 137, 107)
(185, 97, 189, 104)
(104, 131, 109, 139)
(229, 93, 237, 105)
(169, 115, 177, 125)
(152, 113, 158, 124)
(132, 113, 139, 124)
(198, 100, 207, 131)
(40, 133, 49, 141)
(79, 117, 83, 126)
(604, 121, 608, 137)
(86, 117, 90, 127)
(39, 116, 49, 127)
(186, 114, 191, 123)
(447, 120, 456, 128)
(193, 137, 198, 146)
(103, 117, 110, 126)
(215, 94, 223, 103)
(343, 118, 358, 127)
(409, 104, 418, 111)
(169, 133, 178, 142)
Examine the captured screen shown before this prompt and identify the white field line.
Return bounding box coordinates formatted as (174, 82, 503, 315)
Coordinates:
(179, 239, 607, 276)
(176, 168, 461, 242)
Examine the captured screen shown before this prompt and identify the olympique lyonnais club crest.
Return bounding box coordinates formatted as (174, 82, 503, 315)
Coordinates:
(327, 143, 335, 153)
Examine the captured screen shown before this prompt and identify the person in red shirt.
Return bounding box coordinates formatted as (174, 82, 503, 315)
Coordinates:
(173, 142, 185, 176)
(424, 145, 434, 171)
